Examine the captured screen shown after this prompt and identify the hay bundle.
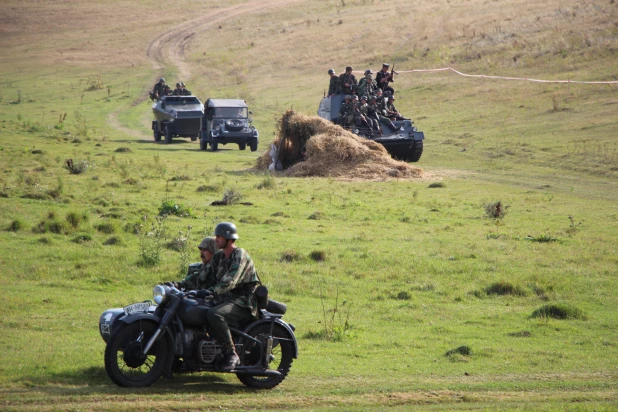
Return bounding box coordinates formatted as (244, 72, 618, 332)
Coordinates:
(256, 111, 422, 180)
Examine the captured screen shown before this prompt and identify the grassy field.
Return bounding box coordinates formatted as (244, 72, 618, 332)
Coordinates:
(1, 0, 617, 410)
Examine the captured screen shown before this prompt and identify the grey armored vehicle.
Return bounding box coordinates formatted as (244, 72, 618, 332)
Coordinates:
(317, 94, 424, 162)
(152, 96, 204, 143)
(200, 99, 259, 151)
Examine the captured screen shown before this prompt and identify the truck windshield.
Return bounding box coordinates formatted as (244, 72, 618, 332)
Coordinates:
(215, 107, 248, 118)
(164, 97, 201, 105)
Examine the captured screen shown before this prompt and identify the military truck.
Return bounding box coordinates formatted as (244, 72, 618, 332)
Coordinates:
(317, 94, 424, 162)
(200, 99, 259, 151)
(152, 95, 204, 144)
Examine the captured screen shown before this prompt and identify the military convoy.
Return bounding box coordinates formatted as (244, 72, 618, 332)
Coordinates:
(317, 94, 424, 162)
(151, 96, 259, 151)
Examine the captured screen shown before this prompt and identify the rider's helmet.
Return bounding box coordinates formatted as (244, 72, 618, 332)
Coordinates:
(364, 69, 373, 75)
(328, 68, 335, 74)
(214, 222, 239, 240)
(159, 77, 165, 83)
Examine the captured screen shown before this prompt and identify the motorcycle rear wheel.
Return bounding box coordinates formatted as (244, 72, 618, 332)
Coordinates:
(104, 321, 170, 387)
(236, 323, 294, 389)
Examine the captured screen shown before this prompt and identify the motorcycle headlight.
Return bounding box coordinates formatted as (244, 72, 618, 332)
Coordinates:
(412, 126, 417, 132)
(153, 285, 167, 305)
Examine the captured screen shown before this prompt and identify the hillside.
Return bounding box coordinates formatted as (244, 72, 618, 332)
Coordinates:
(0, 0, 617, 410)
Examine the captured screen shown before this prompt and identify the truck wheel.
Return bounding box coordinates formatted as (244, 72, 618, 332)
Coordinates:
(199, 140, 208, 151)
(165, 128, 173, 144)
(153, 123, 161, 142)
(190, 135, 198, 142)
(238, 143, 246, 150)
(210, 142, 218, 151)
(249, 140, 258, 152)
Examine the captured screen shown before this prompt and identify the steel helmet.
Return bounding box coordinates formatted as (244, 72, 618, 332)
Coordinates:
(214, 222, 239, 240)
(364, 69, 373, 75)
(328, 68, 335, 74)
(344, 95, 351, 100)
(159, 77, 165, 83)
(360, 95, 368, 101)
(176, 82, 181, 87)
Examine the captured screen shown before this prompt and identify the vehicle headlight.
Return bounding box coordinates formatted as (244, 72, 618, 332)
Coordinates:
(153, 285, 167, 305)
(412, 126, 417, 132)
(169, 118, 175, 123)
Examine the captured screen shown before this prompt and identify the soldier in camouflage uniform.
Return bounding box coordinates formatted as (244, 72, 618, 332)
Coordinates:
(357, 96, 375, 131)
(385, 95, 404, 121)
(327, 69, 339, 97)
(169, 237, 219, 290)
(357, 72, 377, 100)
(369, 95, 397, 133)
(337, 95, 353, 126)
(173, 82, 184, 96)
(196, 222, 261, 372)
(151, 77, 166, 100)
(180, 82, 192, 96)
(338, 66, 357, 95)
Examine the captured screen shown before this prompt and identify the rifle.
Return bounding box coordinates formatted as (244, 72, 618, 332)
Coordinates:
(381, 64, 397, 90)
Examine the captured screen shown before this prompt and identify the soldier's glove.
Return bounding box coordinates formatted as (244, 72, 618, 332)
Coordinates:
(164, 281, 178, 288)
(196, 289, 214, 299)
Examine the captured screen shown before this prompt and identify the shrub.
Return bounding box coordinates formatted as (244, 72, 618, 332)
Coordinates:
(8, 219, 24, 232)
(309, 250, 326, 262)
(114, 147, 132, 153)
(158, 200, 195, 218)
(525, 234, 558, 243)
(103, 236, 123, 246)
(484, 281, 527, 296)
(280, 250, 302, 262)
(66, 211, 88, 229)
(138, 216, 167, 267)
(446, 345, 472, 356)
(72, 234, 93, 243)
(256, 175, 276, 189)
(95, 222, 117, 234)
(308, 211, 324, 220)
(395, 291, 411, 300)
(484, 201, 508, 219)
(428, 182, 446, 188)
(531, 303, 586, 320)
(196, 185, 218, 192)
(169, 175, 191, 181)
(32, 214, 71, 235)
(221, 189, 242, 205)
(64, 159, 89, 174)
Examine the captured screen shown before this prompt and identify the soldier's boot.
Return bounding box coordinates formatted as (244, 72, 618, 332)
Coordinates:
(220, 349, 240, 372)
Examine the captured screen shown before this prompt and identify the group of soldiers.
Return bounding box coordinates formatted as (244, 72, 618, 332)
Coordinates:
(150, 77, 192, 100)
(328, 63, 396, 98)
(328, 64, 403, 134)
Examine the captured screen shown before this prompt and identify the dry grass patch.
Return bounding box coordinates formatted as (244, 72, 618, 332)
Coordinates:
(256, 111, 422, 180)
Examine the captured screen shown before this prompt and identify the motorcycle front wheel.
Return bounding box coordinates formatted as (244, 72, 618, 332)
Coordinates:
(104, 321, 170, 387)
(236, 323, 294, 389)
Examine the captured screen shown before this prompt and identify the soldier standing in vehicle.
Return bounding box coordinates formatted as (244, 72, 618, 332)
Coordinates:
(327, 69, 339, 97)
(338, 66, 357, 95)
(152, 77, 166, 100)
(376, 63, 395, 95)
(198, 222, 261, 372)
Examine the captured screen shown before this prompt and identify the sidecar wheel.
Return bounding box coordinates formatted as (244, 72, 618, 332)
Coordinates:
(104, 321, 170, 387)
(236, 323, 294, 389)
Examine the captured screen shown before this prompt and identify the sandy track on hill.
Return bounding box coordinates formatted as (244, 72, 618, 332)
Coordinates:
(111, 0, 302, 140)
(146, 0, 303, 81)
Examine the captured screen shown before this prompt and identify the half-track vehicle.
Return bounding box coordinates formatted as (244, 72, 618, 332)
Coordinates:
(200, 99, 259, 151)
(152, 96, 204, 144)
(317, 94, 424, 162)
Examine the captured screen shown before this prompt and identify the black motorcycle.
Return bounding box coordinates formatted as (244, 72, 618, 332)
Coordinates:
(99, 284, 297, 389)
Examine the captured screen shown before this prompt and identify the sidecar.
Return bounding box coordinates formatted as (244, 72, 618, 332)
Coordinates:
(99, 302, 157, 343)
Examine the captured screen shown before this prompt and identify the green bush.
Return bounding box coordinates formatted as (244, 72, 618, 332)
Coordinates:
(158, 200, 195, 217)
(8, 219, 24, 232)
(531, 303, 586, 320)
(95, 221, 117, 234)
(484, 281, 527, 296)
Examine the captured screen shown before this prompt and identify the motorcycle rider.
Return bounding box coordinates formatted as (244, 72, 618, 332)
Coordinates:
(197, 222, 261, 372)
(167, 237, 219, 290)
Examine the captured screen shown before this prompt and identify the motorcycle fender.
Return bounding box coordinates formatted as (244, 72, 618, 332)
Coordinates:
(117, 314, 176, 379)
(244, 319, 298, 359)
(413, 131, 424, 141)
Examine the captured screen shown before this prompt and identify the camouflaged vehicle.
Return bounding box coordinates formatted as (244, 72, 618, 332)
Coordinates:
(317, 94, 424, 162)
(200, 99, 259, 151)
(152, 96, 204, 144)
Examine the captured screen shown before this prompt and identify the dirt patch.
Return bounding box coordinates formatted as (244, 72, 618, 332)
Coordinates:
(256, 111, 423, 180)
